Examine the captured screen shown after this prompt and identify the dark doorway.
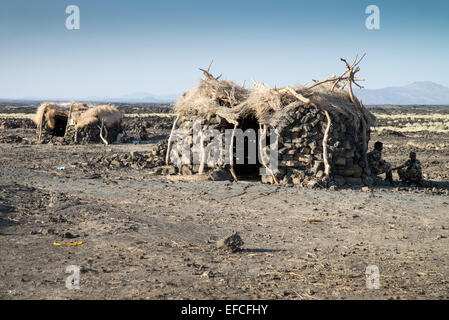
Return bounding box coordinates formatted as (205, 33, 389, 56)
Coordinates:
(51, 115, 68, 137)
(233, 115, 262, 179)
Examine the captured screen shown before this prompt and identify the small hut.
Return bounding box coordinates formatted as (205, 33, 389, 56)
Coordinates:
(165, 56, 377, 187)
(33, 102, 122, 144)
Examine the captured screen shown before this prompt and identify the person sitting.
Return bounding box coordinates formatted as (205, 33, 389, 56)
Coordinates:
(394, 151, 424, 187)
(367, 141, 393, 184)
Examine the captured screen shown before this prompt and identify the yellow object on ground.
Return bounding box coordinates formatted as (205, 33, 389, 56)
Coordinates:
(53, 241, 83, 246)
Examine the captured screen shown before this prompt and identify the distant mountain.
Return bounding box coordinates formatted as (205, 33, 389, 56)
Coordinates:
(79, 93, 178, 103)
(111, 92, 179, 103)
(0, 93, 180, 104)
(356, 81, 449, 105)
(3, 82, 449, 105)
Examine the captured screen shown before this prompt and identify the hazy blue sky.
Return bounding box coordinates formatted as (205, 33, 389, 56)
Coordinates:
(0, 0, 448, 99)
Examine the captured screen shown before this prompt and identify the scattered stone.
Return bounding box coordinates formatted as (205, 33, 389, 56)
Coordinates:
(110, 160, 122, 168)
(63, 232, 79, 239)
(130, 151, 141, 161)
(0, 135, 23, 143)
(200, 271, 213, 278)
(216, 233, 244, 253)
(208, 168, 232, 181)
(261, 175, 274, 184)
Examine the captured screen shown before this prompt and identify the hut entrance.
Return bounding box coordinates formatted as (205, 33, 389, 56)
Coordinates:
(233, 115, 262, 179)
(51, 115, 68, 137)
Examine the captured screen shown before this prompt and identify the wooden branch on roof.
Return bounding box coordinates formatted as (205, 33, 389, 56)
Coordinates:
(306, 53, 366, 105)
(279, 87, 311, 104)
(199, 60, 222, 81)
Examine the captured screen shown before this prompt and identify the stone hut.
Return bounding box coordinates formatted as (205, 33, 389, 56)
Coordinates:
(166, 58, 376, 187)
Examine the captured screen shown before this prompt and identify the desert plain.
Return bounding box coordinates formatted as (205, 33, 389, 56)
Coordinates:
(0, 103, 448, 299)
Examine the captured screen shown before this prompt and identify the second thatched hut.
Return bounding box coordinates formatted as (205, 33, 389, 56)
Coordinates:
(33, 102, 123, 144)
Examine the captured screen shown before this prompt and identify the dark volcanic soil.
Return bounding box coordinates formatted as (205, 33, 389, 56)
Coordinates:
(1, 105, 449, 300)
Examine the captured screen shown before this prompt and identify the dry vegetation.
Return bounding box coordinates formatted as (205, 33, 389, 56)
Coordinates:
(0, 113, 175, 119)
(124, 113, 175, 118)
(372, 112, 449, 134)
(0, 113, 34, 119)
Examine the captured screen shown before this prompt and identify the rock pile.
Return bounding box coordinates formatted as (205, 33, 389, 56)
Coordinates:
(267, 104, 372, 188)
(0, 118, 35, 129)
(93, 141, 167, 169)
(0, 134, 25, 143)
(64, 124, 122, 145)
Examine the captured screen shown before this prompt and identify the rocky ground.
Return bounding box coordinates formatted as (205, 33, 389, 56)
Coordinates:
(0, 104, 448, 300)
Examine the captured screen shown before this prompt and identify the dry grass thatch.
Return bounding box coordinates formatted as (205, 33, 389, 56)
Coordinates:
(174, 78, 249, 125)
(173, 58, 375, 131)
(33, 102, 88, 129)
(71, 104, 122, 129)
(33, 102, 122, 130)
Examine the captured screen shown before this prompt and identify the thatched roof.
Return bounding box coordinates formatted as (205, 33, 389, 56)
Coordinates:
(71, 104, 122, 129)
(33, 102, 122, 130)
(174, 57, 375, 130)
(174, 78, 249, 125)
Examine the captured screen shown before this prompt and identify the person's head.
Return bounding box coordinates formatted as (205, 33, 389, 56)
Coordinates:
(374, 141, 383, 152)
(409, 151, 416, 161)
